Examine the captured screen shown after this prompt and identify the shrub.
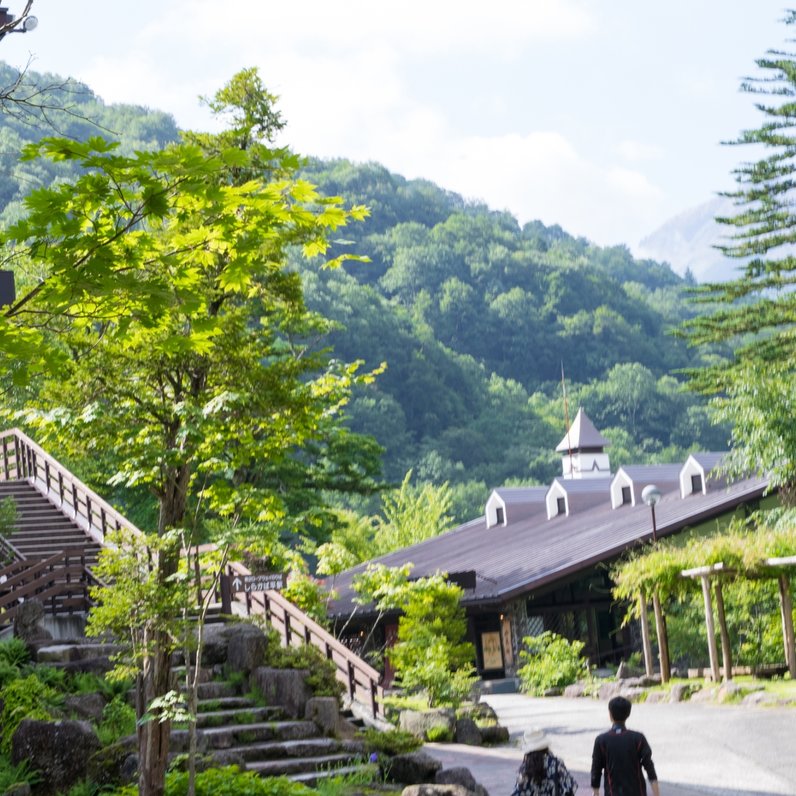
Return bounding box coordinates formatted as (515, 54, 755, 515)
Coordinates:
(358, 727, 422, 756)
(425, 723, 454, 742)
(388, 575, 476, 708)
(517, 631, 588, 696)
(0, 674, 61, 752)
(0, 637, 29, 668)
(113, 767, 315, 796)
(262, 630, 344, 701)
(97, 695, 136, 746)
(0, 752, 39, 791)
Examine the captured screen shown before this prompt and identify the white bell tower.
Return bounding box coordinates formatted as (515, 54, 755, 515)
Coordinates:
(556, 408, 611, 479)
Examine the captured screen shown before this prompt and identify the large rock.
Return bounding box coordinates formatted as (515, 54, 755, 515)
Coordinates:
(454, 717, 482, 746)
(200, 623, 236, 666)
(305, 696, 358, 738)
(250, 667, 311, 718)
(86, 739, 138, 788)
(226, 624, 268, 673)
(399, 708, 456, 740)
(403, 785, 478, 796)
(12, 600, 52, 645)
(388, 751, 443, 784)
(11, 720, 100, 796)
(479, 724, 509, 745)
(435, 767, 478, 791)
(65, 692, 107, 722)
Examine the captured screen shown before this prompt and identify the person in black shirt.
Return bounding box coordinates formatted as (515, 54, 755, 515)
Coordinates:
(591, 696, 660, 796)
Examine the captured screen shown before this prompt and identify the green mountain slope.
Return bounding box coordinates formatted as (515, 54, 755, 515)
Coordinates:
(0, 66, 726, 519)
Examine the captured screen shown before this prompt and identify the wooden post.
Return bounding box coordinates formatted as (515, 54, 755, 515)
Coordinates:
(714, 580, 733, 681)
(639, 593, 654, 677)
(699, 575, 721, 682)
(777, 573, 796, 679)
(652, 593, 670, 683)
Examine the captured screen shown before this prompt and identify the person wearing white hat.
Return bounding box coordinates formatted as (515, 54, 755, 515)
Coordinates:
(512, 727, 578, 796)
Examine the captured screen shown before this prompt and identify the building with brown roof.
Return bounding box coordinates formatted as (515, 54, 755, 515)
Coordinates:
(327, 409, 773, 681)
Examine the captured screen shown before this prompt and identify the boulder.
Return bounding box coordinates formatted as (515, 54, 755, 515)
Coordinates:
(454, 717, 482, 746)
(619, 687, 647, 702)
(250, 667, 311, 718)
(669, 683, 694, 703)
(387, 751, 443, 784)
(11, 719, 100, 796)
(479, 724, 509, 745)
(435, 767, 478, 791)
(226, 624, 268, 673)
(12, 600, 52, 645)
(306, 696, 346, 737)
(200, 623, 235, 666)
(563, 683, 587, 698)
(4, 785, 32, 796)
(65, 692, 107, 722)
(87, 740, 138, 788)
(402, 785, 478, 796)
(399, 708, 456, 740)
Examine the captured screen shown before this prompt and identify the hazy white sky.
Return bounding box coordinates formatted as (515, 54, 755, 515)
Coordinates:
(1, 1, 789, 250)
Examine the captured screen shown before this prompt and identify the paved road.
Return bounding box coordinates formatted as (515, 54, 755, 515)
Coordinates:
(424, 693, 796, 796)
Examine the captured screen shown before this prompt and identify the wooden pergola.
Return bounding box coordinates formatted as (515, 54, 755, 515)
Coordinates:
(677, 557, 796, 682)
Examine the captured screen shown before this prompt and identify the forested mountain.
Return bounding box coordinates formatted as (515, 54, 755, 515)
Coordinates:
(293, 161, 727, 516)
(0, 64, 728, 522)
(0, 63, 179, 226)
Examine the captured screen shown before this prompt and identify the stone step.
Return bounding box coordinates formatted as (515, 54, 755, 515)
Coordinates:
(36, 643, 119, 663)
(248, 752, 359, 777)
(195, 706, 281, 728)
(224, 737, 354, 763)
(196, 696, 258, 712)
(202, 720, 319, 748)
(196, 681, 239, 700)
(290, 764, 367, 786)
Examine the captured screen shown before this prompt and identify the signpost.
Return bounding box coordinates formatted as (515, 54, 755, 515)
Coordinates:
(231, 572, 287, 593)
(220, 571, 286, 613)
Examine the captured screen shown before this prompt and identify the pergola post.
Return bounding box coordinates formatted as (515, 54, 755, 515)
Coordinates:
(714, 580, 732, 681)
(639, 592, 654, 677)
(777, 573, 796, 679)
(699, 575, 721, 682)
(651, 593, 670, 683)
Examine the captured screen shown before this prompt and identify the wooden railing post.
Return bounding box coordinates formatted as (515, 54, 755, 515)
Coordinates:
(347, 660, 356, 701)
(2, 436, 8, 480)
(58, 471, 64, 506)
(44, 460, 50, 492)
(284, 614, 292, 647)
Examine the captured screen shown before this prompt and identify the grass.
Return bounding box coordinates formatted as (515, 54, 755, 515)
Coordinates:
(643, 673, 796, 703)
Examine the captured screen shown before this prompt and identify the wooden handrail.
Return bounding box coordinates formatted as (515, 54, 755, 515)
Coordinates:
(0, 550, 94, 625)
(226, 559, 384, 718)
(0, 428, 144, 545)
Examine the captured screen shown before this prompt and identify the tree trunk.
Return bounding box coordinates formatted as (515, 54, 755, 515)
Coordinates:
(639, 593, 654, 677)
(714, 580, 733, 681)
(138, 640, 173, 796)
(652, 593, 670, 683)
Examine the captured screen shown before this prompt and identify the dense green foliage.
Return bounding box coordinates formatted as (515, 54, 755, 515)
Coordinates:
(296, 159, 728, 508)
(517, 631, 589, 695)
(0, 63, 180, 228)
(357, 726, 423, 756)
(387, 574, 476, 707)
(112, 768, 313, 796)
(0, 674, 60, 753)
(681, 13, 796, 499)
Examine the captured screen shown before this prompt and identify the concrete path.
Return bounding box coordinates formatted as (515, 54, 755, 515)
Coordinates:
(424, 693, 796, 796)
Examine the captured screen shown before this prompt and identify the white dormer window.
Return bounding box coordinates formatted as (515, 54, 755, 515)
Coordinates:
(496, 506, 505, 525)
(621, 486, 632, 505)
(556, 497, 567, 516)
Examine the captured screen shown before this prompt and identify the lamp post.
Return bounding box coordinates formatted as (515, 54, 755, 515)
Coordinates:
(642, 484, 670, 683)
(0, 5, 38, 41)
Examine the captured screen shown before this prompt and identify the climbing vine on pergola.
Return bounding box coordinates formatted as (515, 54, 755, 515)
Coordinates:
(612, 512, 796, 682)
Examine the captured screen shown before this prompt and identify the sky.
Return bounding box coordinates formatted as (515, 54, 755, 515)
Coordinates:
(0, 1, 790, 251)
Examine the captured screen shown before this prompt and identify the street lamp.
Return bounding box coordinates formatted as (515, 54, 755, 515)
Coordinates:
(641, 484, 662, 542)
(642, 483, 669, 682)
(0, 6, 38, 40)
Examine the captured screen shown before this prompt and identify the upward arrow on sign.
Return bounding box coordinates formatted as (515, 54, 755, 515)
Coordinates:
(232, 576, 243, 592)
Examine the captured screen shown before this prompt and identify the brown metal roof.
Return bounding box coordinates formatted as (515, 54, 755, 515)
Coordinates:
(327, 473, 770, 617)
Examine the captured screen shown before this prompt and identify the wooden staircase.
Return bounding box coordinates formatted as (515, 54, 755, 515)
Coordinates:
(0, 480, 101, 564)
